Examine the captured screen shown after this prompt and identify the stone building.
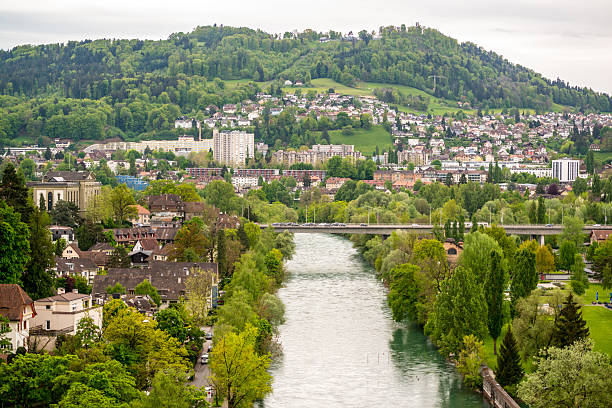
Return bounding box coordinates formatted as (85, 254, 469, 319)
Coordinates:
(29, 171, 101, 214)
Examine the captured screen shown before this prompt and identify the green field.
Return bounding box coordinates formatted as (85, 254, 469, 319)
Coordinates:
(582, 306, 612, 355)
(323, 125, 393, 154)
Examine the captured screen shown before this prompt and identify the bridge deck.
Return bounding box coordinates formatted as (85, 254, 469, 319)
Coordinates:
(258, 224, 609, 235)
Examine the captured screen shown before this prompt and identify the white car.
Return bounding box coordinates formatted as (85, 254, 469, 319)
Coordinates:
(201, 353, 209, 364)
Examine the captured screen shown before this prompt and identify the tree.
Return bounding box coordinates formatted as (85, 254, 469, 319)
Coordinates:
(0, 162, 33, 222)
(537, 196, 546, 224)
(54, 360, 141, 408)
(103, 306, 189, 389)
(50, 200, 81, 228)
(456, 334, 485, 389)
(570, 253, 588, 295)
(216, 229, 227, 279)
(134, 279, 162, 307)
(155, 308, 188, 343)
(561, 216, 585, 249)
(106, 282, 126, 294)
(170, 218, 211, 262)
(518, 339, 612, 408)
(485, 250, 504, 355)
(0, 202, 31, 284)
(572, 177, 588, 196)
(602, 263, 612, 290)
(535, 245, 555, 273)
(0, 315, 11, 350)
(263, 248, 284, 285)
(75, 316, 101, 349)
(23, 206, 55, 299)
(75, 220, 107, 251)
(55, 237, 67, 256)
(185, 266, 216, 325)
(458, 231, 502, 284)
(210, 325, 272, 408)
(425, 266, 488, 356)
(387, 263, 422, 323)
(131, 368, 207, 408)
(107, 245, 131, 268)
(510, 248, 537, 316)
(0, 353, 74, 406)
(495, 327, 523, 387)
(512, 290, 564, 358)
(110, 184, 137, 224)
(204, 180, 236, 213)
(484, 225, 516, 260)
(559, 240, 577, 271)
(552, 293, 589, 348)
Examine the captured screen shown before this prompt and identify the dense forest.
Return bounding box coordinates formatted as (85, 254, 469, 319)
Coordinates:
(0, 24, 610, 146)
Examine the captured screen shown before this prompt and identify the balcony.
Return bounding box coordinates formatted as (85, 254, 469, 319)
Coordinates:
(29, 324, 74, 336)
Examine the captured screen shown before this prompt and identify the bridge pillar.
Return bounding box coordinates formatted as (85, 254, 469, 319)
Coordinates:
(539, 235, 545, 246)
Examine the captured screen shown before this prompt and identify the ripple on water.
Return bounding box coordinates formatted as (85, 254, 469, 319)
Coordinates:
(263, 233, 489, 408)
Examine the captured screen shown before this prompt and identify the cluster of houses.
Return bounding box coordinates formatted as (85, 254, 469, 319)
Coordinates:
(0, 180, 240, 355)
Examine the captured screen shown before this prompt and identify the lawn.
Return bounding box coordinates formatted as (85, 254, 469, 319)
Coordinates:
(582, 306, 612, 355)
(325, 125, 393, 154)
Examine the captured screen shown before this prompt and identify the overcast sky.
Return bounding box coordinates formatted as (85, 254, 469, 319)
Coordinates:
(1, 0, 611, 94)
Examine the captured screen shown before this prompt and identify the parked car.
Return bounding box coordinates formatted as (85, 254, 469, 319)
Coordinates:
(205, 332, 212, 340)
(201, 353, 209, 364)
(208, 344, 213, 352)
(545, 224, 553, 227)
(360, 223, 367, 226)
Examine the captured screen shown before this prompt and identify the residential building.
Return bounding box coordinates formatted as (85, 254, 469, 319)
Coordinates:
(0, 284, 36, 352)
(49, 226, 74, 242)
(552, 158, 580, 182)
(212, 129, 255, 166)
(92, 261, 219, 306)
(325, 177, 351, 190)
(129, 204, 151, 225)
(29, 171, 101, 214)
(54, 256, 100, 285)
(589, 230, 612, 244)
(30, 290, 102, 351)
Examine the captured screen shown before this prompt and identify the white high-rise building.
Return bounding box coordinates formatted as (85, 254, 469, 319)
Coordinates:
(552, 158, 580, 182)
(212, 129, 254, 166)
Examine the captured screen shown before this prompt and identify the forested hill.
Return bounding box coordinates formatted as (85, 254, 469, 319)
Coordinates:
(0, 24, 610, 144)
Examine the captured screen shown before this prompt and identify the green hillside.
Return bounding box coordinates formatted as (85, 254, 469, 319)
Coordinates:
(0, 24, 610, 146)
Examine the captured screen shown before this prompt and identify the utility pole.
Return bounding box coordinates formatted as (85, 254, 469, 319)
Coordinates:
(428, 75, 447, 93)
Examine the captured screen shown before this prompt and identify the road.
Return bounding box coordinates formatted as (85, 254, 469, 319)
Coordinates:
(191, 326, 217, 405)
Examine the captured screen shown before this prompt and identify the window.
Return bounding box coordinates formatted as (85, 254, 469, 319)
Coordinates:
(46, 320, 51, 330)
(447, 248, 457, 255)
(83, 300, 89, 309)
(71, 303, 77, 312)
(46, 305, 50, 310)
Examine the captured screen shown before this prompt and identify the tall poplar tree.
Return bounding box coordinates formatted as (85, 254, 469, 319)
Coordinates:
(536, 196, 546, 224)
(0, 162, 33, 222)
(510, 248, 537, 316)
(485, 250, 504, 355)
(23, 207, 55, 299)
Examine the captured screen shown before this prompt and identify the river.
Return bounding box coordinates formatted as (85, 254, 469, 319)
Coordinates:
(262, 233, 489, 408)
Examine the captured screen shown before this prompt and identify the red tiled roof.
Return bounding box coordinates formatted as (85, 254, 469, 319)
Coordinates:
(0, 284, 35, 321)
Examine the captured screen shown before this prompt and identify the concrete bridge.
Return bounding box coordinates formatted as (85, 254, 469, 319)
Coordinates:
(259, 223, 608, 244)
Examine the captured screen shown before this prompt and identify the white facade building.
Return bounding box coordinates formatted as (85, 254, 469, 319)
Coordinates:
(30, 290, 103, 351)
(212, 129, 254, 166)
(552, 159, 580, 182)
(84, 137, 213, 156)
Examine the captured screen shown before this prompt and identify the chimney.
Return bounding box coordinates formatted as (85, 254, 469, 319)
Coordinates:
(72, 289, 78, 294)
(57, 287, 65, 295)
